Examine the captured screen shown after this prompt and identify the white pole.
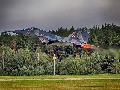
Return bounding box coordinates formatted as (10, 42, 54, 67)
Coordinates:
(37, 53, 40, 61)
(54, 58, 55, 75)
(53, 54, 56, 75)
(2, 51, 5, 69)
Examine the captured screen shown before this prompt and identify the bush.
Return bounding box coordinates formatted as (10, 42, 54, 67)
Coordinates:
(0, 46, 54, 75)
(0, 46, 120, 75)
(55, 50, 119, 75)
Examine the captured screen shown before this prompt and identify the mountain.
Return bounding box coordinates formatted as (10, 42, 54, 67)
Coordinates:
(14, 27, 59, 41)
(1, 27, 89, 45)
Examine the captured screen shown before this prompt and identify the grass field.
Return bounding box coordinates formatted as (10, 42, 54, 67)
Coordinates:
(0, 74, 120, 90)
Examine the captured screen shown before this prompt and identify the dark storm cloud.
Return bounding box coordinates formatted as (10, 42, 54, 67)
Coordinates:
(0, 0, 120, 32)
(103, 0, 120, 24)
(0, 0, 16, 23)
(0, 0, 17, 32)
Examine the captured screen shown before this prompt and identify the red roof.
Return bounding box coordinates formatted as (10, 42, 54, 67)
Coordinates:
(81, 43, 91, 49)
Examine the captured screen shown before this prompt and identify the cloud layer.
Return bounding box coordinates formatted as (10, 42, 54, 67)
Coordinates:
(0, 0, 120, 31)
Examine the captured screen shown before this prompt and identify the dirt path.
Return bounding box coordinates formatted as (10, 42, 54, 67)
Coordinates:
(0, 78, 120, 81)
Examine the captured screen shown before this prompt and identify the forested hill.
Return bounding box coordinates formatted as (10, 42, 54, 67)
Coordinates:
(0, 23, 120, 75)
(50, 24, 120, 48)
(0, 23, 120, 49)
(50, 26, 75, 37)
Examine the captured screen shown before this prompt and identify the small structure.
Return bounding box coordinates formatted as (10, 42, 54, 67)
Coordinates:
(53, 54, 57, 75)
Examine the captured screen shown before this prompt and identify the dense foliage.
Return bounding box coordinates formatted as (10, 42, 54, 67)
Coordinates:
(89, 23, 120, 48)
(50, 26, 75, 37)
(0, 23, 120, 75)
(0, 46, 120, 75)
(50, 23, 120, 48)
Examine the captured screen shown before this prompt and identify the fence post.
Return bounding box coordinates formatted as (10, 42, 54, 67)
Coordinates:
(53, 54, 57, 75)
(37, 53, 40, 61)
(2, 50, 5, 69)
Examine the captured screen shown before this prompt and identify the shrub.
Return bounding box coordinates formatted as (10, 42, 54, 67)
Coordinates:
(0, 46, 120, 75)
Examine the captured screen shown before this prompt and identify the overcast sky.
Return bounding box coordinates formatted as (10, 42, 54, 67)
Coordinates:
(0, 0, 120, 32)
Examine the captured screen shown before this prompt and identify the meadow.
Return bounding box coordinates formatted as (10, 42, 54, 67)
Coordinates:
(0, 74, 120, 90)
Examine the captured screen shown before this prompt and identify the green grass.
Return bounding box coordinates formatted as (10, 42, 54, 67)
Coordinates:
(0, 74, 120, 79)
(0, 79, 120, 90)
(0, 74, 120, 90)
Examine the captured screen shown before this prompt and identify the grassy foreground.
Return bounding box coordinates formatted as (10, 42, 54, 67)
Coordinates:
(0, 74, 120, 79)
(0, 74, 120, 90)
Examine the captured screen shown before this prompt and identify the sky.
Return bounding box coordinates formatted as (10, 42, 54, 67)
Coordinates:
(0, 0, 120, 32)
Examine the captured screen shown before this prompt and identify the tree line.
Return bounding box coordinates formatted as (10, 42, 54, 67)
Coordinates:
(0, 46, 120, 75)
(50, 23, 120, 48)
(0, 23, 120, 75)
